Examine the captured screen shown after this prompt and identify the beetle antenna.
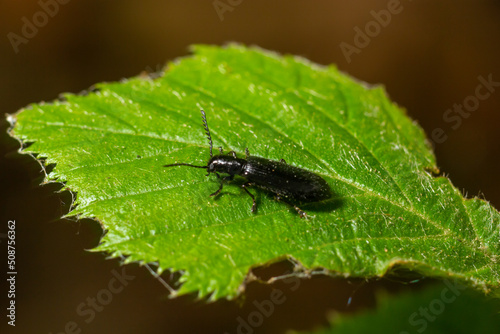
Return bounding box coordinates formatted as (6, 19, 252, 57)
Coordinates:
(200, 109, 213, 158)
(164, 163, 208, 169)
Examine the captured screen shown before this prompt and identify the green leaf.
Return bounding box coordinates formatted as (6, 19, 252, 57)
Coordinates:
(293, 283, 500, 334)
(8, 44, 500, 299)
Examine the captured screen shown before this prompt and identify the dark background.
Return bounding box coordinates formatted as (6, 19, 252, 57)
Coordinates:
(1, 1, 499, 333)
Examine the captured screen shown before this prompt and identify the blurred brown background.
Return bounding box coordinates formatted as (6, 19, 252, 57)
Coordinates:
(1, 1, 499, 333)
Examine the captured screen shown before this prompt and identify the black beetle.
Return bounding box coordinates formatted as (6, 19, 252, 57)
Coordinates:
(164, 110, 332, 217)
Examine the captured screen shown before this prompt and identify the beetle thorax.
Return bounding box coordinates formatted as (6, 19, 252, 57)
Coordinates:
(208, 155, 246, 175)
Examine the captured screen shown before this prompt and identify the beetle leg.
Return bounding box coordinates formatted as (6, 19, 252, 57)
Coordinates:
(241, 182, 257, 212)
(219, 146, 224, 154)
(210, 174, 234, 197)
(276, 195, 307, 218)
(228, 150, 237, 158)
(245, 148, 250, 158)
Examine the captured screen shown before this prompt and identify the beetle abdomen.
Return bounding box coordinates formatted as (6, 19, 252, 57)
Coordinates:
(242, 156, 331, 202)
